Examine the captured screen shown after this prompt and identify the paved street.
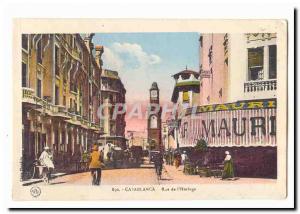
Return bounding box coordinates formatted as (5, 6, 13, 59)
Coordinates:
(49, 166, 159, 185)
(35, 162, 276, 186)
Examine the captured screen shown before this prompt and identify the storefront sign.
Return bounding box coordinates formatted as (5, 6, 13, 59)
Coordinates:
(180, 99, 276, 148)
(185, 99, 276, 115)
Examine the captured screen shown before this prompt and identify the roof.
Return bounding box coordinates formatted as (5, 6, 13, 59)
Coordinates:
(150, 82, 159, 90)
(101, 69, 120, 79)
(171, 81, 200, 103)
(172, 69, 200, 79)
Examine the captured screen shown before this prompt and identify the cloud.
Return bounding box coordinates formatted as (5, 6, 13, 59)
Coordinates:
(102, 42, 161, 72)
(101, 46, 124, 71)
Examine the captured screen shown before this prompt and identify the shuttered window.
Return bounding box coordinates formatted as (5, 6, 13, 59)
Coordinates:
(183, 91, 189, 103)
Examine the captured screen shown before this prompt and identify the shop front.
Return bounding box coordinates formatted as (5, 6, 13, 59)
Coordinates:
(179, 99, 277, 178)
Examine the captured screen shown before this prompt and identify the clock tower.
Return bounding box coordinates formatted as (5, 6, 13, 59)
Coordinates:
(148, 82, 162, 151)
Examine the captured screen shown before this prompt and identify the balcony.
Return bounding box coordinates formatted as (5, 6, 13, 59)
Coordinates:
(22, 87, 49, 108)
(22, 87, 35, 104)
(52, 105, 70, 119)
(244, 79, 277, 92)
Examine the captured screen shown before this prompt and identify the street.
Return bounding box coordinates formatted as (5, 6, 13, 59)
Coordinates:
(36, 163, 276, 186)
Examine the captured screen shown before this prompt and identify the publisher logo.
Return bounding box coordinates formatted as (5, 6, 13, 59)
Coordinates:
(30, 186, 41, 198)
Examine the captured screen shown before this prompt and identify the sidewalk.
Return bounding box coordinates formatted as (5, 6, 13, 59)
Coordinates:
(22, 172, 67, 186)
(161, 164, 277, 184)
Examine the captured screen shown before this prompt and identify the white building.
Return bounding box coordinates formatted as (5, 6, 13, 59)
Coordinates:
(228, 33, 277, 101)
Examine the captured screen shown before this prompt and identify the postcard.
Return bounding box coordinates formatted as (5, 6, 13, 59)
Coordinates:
(12, 19, 288, 202)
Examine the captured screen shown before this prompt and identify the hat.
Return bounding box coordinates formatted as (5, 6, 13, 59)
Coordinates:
(92, 144, 98, 151)
(225, 151, 229, 155)
(44, 146, 49, 150)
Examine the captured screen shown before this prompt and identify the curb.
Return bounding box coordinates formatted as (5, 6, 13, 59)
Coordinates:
(22, 173, 68, 186)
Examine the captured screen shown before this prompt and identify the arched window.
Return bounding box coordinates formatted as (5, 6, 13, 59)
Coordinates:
(150, 115, 158, 129)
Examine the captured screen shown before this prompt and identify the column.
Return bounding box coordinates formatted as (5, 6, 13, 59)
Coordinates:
(51, 122, 55, 150)
(72, 127, 75, 155)
(58, 122, 62, 153)
(65, 125, 68, 153)
(264, 45, 269, 80)
(85, 132, 88, 151)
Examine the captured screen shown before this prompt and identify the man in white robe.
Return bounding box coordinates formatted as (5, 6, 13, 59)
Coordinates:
(39, 146, 55, 169)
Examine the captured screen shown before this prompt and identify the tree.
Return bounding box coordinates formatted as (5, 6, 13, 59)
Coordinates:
(195, 138, 208, 152)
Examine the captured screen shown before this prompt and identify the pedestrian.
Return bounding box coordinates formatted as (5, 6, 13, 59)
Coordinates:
(81, 150, 89, 171)
(170, 150, 174, 166)
(222, 151, 234, 180)
(111, 150, 117, 168)
(154, 151, 164, 179)
(181, 151, 187, 165)
(39, 146, 55, 170)
(100, 149, 104, 162)
(174, 152, 181, 169)
(89, 144, 104, 185)
(181, 151, 188, 172)
(39, 146, 55, 182)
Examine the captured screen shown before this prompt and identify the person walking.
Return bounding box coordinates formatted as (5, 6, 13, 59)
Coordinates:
(154, 151, 164, 180)
(181, 151, 188, 173)
(181, 151, 187, 165)
(174, 152, 181, 169)
(222, 151, 234, 180)
(89, 144, 104, 185)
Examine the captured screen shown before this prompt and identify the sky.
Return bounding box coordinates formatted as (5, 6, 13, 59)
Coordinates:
(92, 32, 199, 133)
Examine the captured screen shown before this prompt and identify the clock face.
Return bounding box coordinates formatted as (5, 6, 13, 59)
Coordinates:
(151, 90, 158, 98)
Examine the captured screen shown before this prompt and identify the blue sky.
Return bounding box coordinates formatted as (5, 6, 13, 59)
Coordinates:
(93, 32, 199, 103)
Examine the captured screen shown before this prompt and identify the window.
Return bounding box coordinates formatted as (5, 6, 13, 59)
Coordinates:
(208, 45, 213, 65)
(63, 95, 66, 106)
(150, 115, 158, 129)
(219, 88, 223, 98)
(55, 130, 59, 150)
(61, 131, 66, 152)
(182, 122, 188, 138)
(248, 47, 264, 81)
(36, 40, 42, 64)
(55, 86, 59, 105)
(55, 46, 59, 76)
(269, 45, 277, 79)
(22, 35, 28, 50)
(22, 62, 27, 87)
(199, 36, 203, 48)
(70, 98, 73, 109)
(182, 91, 189, 103)
(37, 78, 42, 98)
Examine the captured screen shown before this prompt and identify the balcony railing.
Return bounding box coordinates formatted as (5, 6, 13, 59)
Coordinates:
(244, 79, 277, 92)
(22, 87, 35, 100)
(22, 87, 49, 108)
(22, 87, 104, 133)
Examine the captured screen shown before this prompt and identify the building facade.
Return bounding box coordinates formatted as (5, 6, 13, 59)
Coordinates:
(177, 33, 277, 178)
(98, 69, 127, 151)
(21, 34, 104, 179)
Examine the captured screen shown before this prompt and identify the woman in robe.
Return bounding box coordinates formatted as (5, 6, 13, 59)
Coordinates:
(222, 151, 234, 180)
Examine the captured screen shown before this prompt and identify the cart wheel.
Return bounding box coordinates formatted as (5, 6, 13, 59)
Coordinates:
(42, 171, 49, 184)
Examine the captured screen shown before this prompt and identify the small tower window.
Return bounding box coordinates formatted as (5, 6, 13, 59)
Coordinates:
(183, 91, 189, 103)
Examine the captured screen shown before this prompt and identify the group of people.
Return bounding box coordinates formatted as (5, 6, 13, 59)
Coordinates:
(163, 149, 235, 180)
(38, 144, 105, 185)
(38, 145, 235, 184)
(164, 150, 188, 169)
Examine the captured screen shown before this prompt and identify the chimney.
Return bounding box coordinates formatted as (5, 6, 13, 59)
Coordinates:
(84, 33, 95, 53)
(95, 45, 104, 67)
